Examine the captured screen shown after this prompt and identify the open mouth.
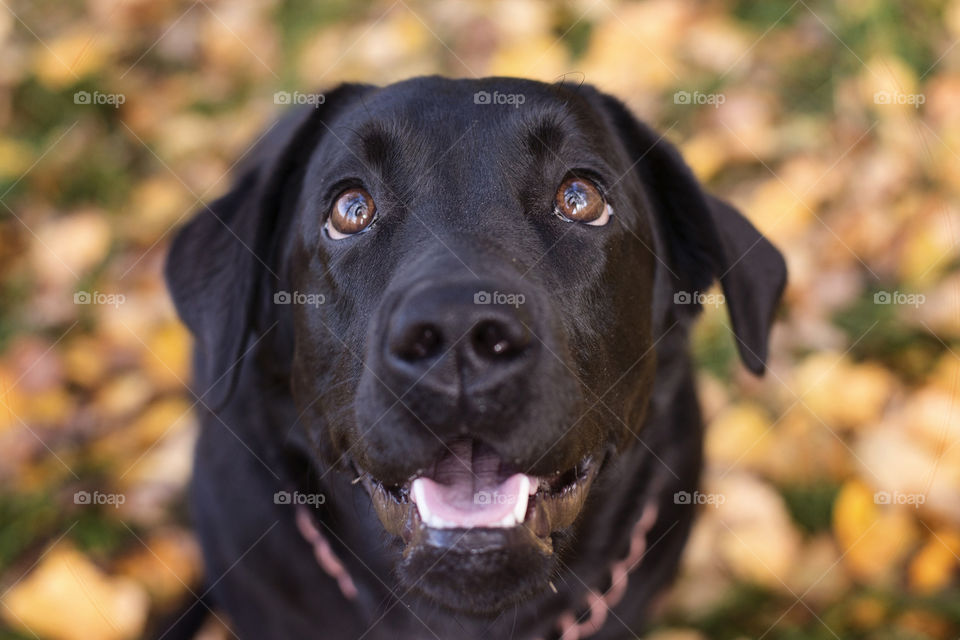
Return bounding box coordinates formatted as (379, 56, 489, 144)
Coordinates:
(357, 438, 599, 550)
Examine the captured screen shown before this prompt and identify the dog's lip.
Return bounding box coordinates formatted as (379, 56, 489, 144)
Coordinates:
(354, 445, 600, 550)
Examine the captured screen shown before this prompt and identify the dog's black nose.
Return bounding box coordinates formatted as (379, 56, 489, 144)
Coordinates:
(385, 283, 534, 397)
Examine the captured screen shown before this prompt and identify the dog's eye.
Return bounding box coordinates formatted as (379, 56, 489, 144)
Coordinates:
(326, 188, 377, 239)
(554, 177, 611, 226)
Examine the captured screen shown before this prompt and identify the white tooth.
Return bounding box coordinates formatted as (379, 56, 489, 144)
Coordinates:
(527, 475, 539, 495)
(512, 477, 530, 524)
(411, 479, 432, 525)
(498, 513, 516, 527)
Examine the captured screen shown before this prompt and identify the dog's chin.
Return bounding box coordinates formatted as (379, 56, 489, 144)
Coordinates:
(354, 438, 600, 614)
(397, 525, 555, 613)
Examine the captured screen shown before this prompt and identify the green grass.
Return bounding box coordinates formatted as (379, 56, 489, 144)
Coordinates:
(779, 482, 841, 535)
(833, 287, 946, 383)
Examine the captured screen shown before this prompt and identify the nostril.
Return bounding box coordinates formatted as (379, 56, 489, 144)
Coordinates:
(472, 320, 525, 359)
(395, 324, 443, 362)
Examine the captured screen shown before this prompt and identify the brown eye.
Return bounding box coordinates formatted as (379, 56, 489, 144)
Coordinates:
(554, 177, 611, 226)
(326, 188, 377, 239)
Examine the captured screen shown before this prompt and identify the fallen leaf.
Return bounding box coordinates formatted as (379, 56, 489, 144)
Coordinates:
(833, 480, 918, 583)
(1, 544, 149, 640)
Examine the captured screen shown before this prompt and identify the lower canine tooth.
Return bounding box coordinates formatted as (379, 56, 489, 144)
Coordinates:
(411, 479, 433, 526)
(513, 477, 530, 524)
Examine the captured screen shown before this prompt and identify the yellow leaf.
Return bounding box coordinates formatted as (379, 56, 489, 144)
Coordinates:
(947, 0, 960, 38)
(30, 210, 112, 288)
(680, 133, 729, 183)
(706, 402, 772, 471)
(142, 322, 192, 390)
(713, 473, 801, 589)
(487, 35, 570, 81)
(1, 545, 148, 640)
(32, 29, 112, 88)
(93, 373, 153, 420)
(0, 138, 33, 179)
(794, 352, 893, 429)
(580, 1, 689, 93)
(898, 200, 960, 287)
(20, 387, 74, 426)
(63, 334, 110, 387)
(125, 177, 191, 244)
(833, 480, 918, 583)
(908, 536, 959, 593)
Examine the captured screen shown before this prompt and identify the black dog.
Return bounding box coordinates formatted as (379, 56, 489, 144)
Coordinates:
(165, 76, 786, 640)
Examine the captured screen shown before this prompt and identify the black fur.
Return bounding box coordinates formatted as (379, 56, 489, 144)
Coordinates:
(164, 76, 786, 639)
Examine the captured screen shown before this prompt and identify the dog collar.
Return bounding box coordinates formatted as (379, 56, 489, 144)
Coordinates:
(295, 504, 359, 601)
(539, 502, 659, 640)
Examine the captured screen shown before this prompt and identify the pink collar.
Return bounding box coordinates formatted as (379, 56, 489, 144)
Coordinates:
(542, 503, 659, 640)
(295, 502, 659, 638)
(295, 505, 359, 600)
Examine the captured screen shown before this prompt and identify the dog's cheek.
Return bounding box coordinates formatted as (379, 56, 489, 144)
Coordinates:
(289, 306, 362, 464)
(593, 230, 658, 441)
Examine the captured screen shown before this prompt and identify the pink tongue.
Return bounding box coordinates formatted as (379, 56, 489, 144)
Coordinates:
(410, 440, 536, 529)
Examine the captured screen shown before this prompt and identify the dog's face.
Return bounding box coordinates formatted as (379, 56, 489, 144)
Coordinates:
(167, 77, 785, 614)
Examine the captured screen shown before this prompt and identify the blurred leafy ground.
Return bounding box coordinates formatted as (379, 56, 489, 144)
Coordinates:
(1, 0, 959, 638)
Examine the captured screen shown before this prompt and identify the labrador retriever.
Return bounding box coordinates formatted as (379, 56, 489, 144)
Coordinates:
(164, 76, 786, 640)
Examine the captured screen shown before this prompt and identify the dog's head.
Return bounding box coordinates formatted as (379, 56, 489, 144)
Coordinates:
(167, 77, 785, 614)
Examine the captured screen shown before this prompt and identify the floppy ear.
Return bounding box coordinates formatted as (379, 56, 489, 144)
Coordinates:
(165, 84, 372, 408)
(598, 94, 787, 375)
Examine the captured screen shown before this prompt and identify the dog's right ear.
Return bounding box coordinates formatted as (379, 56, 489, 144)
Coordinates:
(165, 84, 372, 409)
(593, 92, 787, 375)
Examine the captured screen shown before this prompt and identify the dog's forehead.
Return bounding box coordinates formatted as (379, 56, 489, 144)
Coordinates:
(327, 77, 605, 154)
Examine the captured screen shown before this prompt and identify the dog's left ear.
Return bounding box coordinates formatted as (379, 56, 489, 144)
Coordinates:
(597, 93, 787, 375)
